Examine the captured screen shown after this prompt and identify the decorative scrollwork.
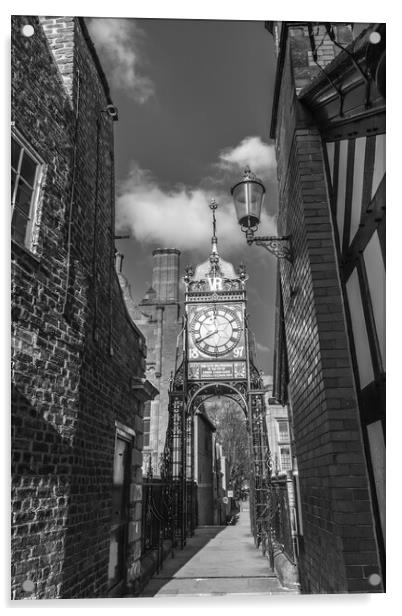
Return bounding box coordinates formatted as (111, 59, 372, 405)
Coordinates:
(252, 236, 293, 262)
(183, 265, 195, 286)
(188, 279, 207, 292)
(250, 362, 263, 389)
(171, 361, 185, 390)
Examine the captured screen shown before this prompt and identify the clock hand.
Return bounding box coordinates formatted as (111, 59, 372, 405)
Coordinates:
(197, 329, 218, 343)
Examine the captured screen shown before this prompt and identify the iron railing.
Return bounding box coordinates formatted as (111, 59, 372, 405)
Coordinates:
(141, 479, 173, 571)
(186, 481, 197, 536)
(141, 478, 198, 569)
(270, 476, 295, 563)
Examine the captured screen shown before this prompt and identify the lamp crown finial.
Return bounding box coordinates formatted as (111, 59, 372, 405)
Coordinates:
(243, 166, 256, 180)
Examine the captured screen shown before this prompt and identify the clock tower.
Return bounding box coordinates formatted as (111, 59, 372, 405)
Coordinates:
(162, 200, 271, 550)
(185, 199, 248, 384)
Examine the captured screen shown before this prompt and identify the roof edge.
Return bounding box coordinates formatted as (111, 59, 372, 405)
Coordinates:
(78, 17, 114, 108)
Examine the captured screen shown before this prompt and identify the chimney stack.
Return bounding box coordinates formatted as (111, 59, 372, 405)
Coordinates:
(151, 248, 181, 303)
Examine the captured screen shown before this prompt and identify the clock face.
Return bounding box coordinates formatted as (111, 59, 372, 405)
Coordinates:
(190, 307, 242, 356)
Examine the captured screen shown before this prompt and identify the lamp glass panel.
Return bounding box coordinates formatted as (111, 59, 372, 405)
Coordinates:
(233, 180, 263, 227)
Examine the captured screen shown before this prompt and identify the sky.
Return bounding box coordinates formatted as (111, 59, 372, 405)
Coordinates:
(86, 16, 279, 374)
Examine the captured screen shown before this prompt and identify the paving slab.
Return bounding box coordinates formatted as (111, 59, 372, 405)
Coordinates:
(139, 502, 299, 597)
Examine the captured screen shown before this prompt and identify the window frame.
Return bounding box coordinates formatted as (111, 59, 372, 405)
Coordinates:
(142, 401, 151, 448)
(277, 419, 290, 443)
(280, 446, 292, 472)
(11, 127, 45, 252)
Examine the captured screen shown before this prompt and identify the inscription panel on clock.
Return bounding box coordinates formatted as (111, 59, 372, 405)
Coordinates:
(188, 361, 247, 381)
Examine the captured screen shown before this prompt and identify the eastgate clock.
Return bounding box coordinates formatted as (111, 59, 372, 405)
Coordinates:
(190, 306, 241, 356)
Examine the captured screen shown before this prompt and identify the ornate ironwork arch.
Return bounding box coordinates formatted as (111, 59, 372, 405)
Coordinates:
(187, 381, 248, 417)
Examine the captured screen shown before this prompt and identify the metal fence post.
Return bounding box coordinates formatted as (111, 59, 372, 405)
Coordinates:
(286, 470, 299, 566)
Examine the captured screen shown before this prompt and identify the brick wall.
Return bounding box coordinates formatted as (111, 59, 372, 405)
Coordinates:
(272, 25, 383, 593)
(11, 16, 147, 598)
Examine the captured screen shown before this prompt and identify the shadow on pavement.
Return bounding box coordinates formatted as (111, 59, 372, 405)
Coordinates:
(139, 526, 226, 597)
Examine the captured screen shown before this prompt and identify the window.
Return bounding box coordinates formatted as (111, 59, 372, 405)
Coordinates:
(11, 131, 44, 249)
(280, 447, 292, 471)
(277, 420, 290, 442)
(143, 401, 151, 447)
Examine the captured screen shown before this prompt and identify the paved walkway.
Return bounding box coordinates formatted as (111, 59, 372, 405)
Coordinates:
(139, 501, 298, 597)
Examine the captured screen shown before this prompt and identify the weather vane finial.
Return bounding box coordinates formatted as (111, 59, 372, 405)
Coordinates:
(209, 198, 219, 255)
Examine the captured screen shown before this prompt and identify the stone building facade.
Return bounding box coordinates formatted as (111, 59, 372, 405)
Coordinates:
(267, 22, 385, 593)
(11, 16, 156, 599)
(263, 377, 293, 476)
(131, 249, 182, 474)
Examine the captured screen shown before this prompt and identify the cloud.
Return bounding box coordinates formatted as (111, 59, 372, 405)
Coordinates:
(116, 164, 243, 252)
(218, 136, 276, 180)
(116, 136, 278, 251)
(87, 18, 154, 103)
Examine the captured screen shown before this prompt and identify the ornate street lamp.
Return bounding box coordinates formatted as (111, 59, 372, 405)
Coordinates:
(231, 167, 292, 262)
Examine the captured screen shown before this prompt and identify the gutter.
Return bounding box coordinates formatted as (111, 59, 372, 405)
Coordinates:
(266, 22, 289, 140)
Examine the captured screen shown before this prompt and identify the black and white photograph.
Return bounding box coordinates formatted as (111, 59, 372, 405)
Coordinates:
(8, 2, 388, 605)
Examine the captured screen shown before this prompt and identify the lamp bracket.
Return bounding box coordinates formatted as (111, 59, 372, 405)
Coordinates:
(248, 235, 293, 262)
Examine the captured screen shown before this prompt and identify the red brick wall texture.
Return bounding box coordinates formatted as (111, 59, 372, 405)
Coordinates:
(11, 16, 146, 598)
